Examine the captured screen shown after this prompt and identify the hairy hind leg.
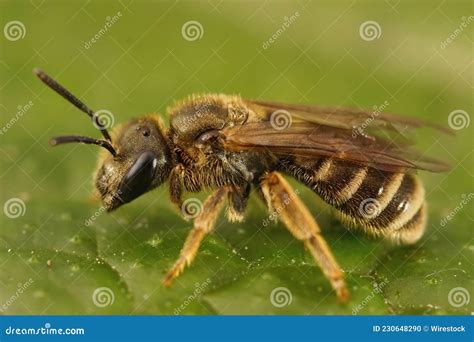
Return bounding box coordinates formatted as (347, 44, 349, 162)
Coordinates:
(163, 187, 229, 286)
(260, 172, 349, 301)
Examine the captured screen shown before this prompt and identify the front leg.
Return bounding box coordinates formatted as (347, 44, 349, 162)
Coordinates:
(163, 187, 230, 286)
(261, 172, 349, 301)
(169, 164, 185, 210)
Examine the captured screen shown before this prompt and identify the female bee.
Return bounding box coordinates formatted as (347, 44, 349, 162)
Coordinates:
(34, 68, 450, 301)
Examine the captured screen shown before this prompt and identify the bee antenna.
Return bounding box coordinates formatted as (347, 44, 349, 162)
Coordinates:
(50, 135, 117, 157)
(33, 68, 112, 142)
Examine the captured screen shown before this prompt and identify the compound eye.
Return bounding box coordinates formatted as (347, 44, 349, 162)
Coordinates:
(118, 151, 157, 204)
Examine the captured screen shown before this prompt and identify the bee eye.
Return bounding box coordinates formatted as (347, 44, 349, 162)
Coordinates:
(118, 151, 157, 204)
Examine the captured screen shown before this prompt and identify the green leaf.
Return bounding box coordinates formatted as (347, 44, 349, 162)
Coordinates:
(1, 0, 472, 315)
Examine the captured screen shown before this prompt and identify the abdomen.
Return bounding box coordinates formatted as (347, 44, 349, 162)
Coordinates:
(281, 157, 427, 244)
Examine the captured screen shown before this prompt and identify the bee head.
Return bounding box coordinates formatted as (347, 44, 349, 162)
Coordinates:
(94, 117, 172, 211)
(34, 68, 173, 212)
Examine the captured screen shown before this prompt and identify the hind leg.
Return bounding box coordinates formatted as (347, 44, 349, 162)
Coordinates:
(260, 171, 349, 301)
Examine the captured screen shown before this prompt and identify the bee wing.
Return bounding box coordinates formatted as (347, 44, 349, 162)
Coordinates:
(220, 100, 452, 173)
(246, 99, 453, 135)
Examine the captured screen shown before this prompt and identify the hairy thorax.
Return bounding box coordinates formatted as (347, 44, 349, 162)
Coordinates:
(167, 94, 276, 192)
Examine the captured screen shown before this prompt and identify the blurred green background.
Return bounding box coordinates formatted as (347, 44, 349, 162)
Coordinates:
(0, 0, 472, 315)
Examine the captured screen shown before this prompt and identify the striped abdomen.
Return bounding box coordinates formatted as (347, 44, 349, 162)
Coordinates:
(282, 157, 427, 244)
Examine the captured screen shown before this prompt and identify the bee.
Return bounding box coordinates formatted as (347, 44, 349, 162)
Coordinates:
(34, 68, 451, 301)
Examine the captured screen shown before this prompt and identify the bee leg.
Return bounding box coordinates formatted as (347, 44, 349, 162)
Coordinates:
(169, 164, 185, 209)
(227, 184, 250, 222)
(260, 172, 349, 302)
(163, 187, 230, 286)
